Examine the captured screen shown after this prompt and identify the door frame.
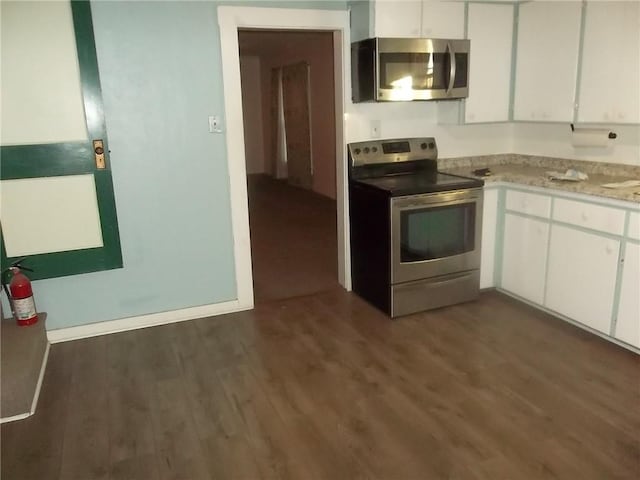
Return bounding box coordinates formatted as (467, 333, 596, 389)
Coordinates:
(218, 6, 351, 310)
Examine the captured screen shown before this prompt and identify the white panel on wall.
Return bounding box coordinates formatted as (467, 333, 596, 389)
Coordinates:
(0, 0, 87, 146)
(1, 175, 103, 257)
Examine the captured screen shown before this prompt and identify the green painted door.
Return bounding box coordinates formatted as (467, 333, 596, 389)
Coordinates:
(1, 0, 121, 280)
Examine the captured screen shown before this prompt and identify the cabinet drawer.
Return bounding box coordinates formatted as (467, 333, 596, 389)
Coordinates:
(628, 211, 640, 241)
(553, 198, 625, 235)
(505, 190, 551, 218)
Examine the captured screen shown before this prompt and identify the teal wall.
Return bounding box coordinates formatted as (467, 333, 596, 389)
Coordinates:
(30, 0, 347, 330)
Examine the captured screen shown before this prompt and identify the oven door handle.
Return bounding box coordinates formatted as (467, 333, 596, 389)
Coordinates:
(424, 271, 472, 286)
(392, 194, 482, 211)
(446, 41, 456, 95)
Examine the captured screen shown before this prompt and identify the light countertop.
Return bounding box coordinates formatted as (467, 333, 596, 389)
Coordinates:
(439, 154, 640, 204)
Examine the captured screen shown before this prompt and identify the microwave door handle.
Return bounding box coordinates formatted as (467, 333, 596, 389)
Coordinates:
(447, 42, 456, 95)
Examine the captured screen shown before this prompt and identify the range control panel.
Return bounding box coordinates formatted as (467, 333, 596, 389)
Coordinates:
(348, 137, 437, 167)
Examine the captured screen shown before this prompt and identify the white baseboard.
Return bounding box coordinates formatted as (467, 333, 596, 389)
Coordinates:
(46, 299, 251, 344)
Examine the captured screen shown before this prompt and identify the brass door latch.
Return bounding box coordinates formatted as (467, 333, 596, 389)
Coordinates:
(93, 139, 106, 169)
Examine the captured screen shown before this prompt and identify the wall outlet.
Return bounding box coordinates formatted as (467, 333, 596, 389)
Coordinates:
(370, 119, 381, 138)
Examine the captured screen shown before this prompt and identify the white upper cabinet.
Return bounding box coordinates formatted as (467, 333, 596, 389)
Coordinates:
(465, 2, 514, 123)
(373, 0, 464, 38)
(577, 1, 640, 124)
(374, 0, 421, 38)
(513, 1, 582, 122)
(421, 1, 465, 39)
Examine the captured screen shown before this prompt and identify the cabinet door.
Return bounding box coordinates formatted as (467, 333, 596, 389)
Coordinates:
(513, 1, 582, 122)
(615, 242, 640, 348)
(465, 3, 514, 123)
(421, 1, 465, 38)
(501, 213, 549, 304)
(464, 3, 513, 123)
(480, 188, 498, 289)
(577, 2, 640, 124)
(545, 225, 619, 335)
(374, 0, 422, 37)
(374, 0, 464, 39)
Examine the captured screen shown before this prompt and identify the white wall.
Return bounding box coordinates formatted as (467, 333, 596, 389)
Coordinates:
(511, 123, 640, 166)
(346, 102, 513, 157)
(254, 31, 337, 199)
(346, 102, 640, 165)
(240, 55, 266, 174)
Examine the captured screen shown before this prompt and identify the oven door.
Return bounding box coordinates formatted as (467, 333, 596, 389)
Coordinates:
(391, 188, 483, 284)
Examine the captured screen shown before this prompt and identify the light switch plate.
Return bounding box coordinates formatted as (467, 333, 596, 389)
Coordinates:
(208, 115, 223, 133)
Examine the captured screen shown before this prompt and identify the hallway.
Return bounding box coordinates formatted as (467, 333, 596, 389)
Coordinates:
(247, 175, 339, 303)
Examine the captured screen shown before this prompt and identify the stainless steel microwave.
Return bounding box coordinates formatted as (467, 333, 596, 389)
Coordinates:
(351, 37, 470, 102)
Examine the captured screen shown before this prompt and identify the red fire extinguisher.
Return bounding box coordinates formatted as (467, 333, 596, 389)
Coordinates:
(2, 260, 38, 326)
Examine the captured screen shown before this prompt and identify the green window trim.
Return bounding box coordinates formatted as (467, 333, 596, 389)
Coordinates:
(1, 0, 122, 281)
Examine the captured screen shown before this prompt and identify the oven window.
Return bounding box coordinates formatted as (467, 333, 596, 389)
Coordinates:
(400, 203, 475, 262)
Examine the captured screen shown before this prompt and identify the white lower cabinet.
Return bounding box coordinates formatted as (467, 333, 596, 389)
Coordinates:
(480, 188, 498, 289)
(615, 242, 640, 348)
(544, 225, 620, 335)
(496, 186, 639, 351)
(501, 213, 549, 304)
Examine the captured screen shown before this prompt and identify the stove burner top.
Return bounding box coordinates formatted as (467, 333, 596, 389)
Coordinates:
(352, 171, 483, 196)
(348, 137, 483, 196)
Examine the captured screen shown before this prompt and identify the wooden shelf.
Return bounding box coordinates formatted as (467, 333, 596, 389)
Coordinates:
(1, 313, 49, 423)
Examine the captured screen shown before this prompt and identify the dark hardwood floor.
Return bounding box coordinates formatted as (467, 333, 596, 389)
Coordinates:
(247, 174, 339, 303)
(2, 289, 639, 479)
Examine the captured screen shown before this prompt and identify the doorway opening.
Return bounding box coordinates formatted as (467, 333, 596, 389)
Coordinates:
(238, 29, 339, 303)
(218, 6, 350, 311)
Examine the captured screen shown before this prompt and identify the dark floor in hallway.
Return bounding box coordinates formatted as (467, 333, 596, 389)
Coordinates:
(2, 290, 639, 479)
(247, 174, 339, 303)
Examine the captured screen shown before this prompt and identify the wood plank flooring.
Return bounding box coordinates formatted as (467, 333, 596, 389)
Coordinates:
(2, 290, 639, 479)
(247, 174, 339, 303)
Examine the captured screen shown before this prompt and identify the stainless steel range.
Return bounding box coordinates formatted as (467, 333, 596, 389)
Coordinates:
(348, 137, 484, 317)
